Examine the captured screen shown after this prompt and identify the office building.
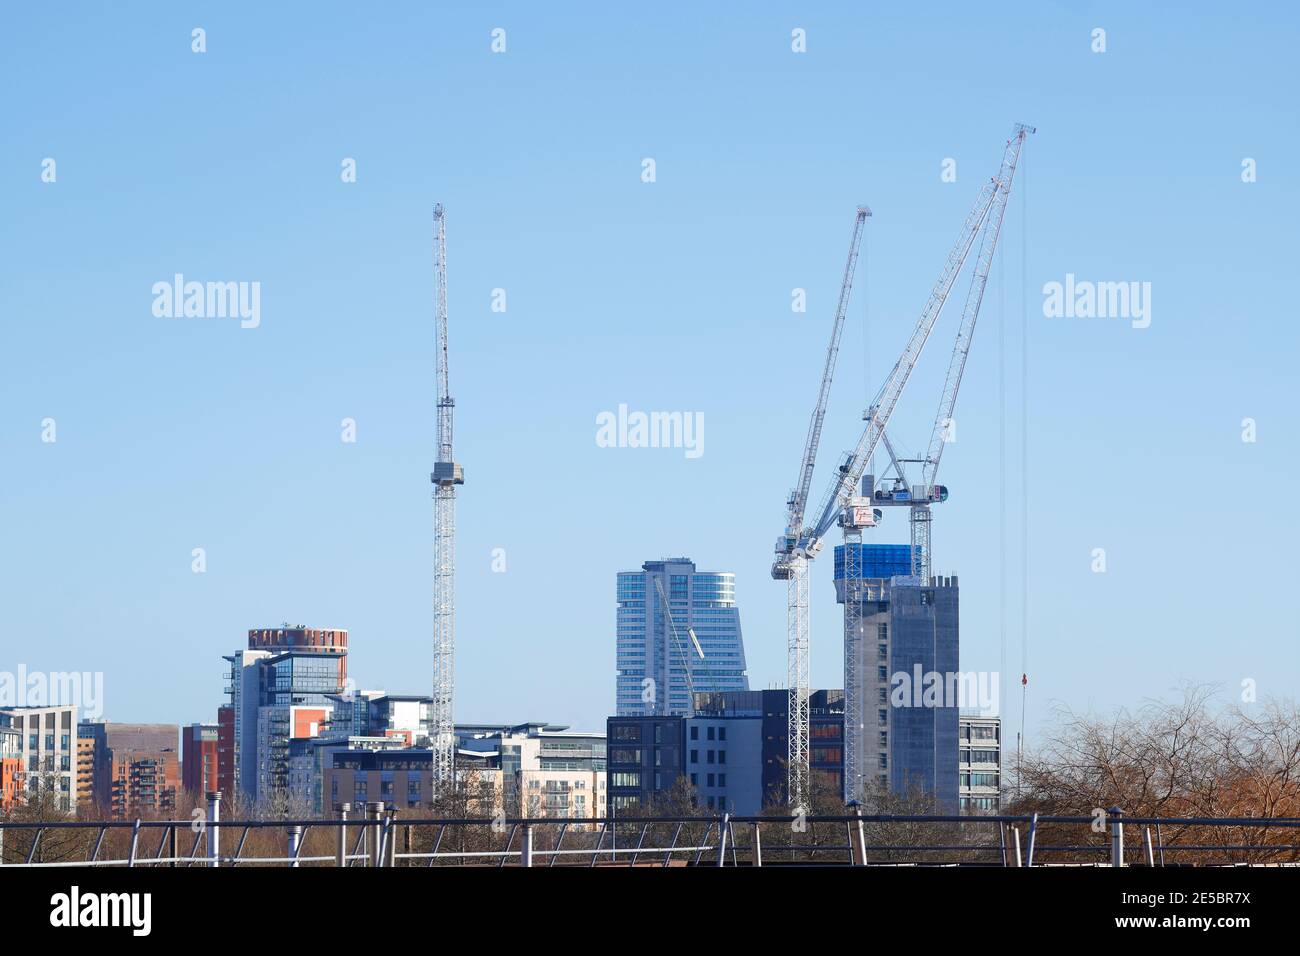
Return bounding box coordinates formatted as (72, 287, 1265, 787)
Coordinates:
(606, 715, 686, 812)
(615, 558, 749, 717)
(324, 748, 434, 811)
(959, 714, 1001, 813)
(0, 705, 78, 812)
(183, 723, 219, 795)
(835, 543, 960, 811)
(607, 689, 846, 814)
(695, 688, 844, 811)
(291, 735, 408, 813)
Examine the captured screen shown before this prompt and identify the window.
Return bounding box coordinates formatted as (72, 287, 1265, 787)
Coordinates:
(718, 750, 726, 765)
(718, 773, 726, 787)
(707, 726, 715, 741)
(690, 749, 698, 763)
(718, 726, 726, 742)
(707, 773, 715, 787)
(706, 750, 715, 764)
(877, 666, 888, 680)
(690, 726, 699, 741)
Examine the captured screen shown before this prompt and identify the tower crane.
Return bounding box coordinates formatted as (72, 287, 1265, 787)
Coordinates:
(431, 203, 464, 790)
(778, 181, 992, 808)
(772, 206, 870, 811)
(839, 124, 1034, 803)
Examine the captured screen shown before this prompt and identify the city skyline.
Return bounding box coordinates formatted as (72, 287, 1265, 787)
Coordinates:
(3, 4, 1297, 749)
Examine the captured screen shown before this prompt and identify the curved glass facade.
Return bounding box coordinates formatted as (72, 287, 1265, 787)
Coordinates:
(615, 558, 749, 716)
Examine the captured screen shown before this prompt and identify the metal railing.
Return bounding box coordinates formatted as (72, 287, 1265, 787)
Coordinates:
(3, 795, 1299, 868)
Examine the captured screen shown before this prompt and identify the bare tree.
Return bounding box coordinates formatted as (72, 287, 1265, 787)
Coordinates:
(1008, 685, 1300, 864)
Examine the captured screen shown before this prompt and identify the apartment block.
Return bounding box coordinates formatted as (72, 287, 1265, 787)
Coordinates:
(82, 723, 180, 818)
(183, 723, 219, 795)
(223, 624, 348, 803)
(0, 715, 23, 809)
(0, 705, 78, 812)
(959, 714, 1001, 813)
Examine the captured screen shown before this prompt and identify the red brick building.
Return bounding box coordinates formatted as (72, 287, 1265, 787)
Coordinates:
(182, 723, 219, 795)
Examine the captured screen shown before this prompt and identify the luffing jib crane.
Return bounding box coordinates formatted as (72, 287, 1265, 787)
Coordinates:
(839, 125, 1034, 804)
(772, 206, 870, 811)
(776, 126, 1033, 808)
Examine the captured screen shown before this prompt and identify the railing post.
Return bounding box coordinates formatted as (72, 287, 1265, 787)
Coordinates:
(1109, 807, 1124, 868)
(1010, 825, 1022, 867)
(206, 791, 221, 868)
(1143, 826, 1155, 867)
(521, 824, 534, 867)
(127, 819, 141, 867)
(366, 801, 384, 867)
(287, 825, 303, 867)
(855, 806, 868, 866)
(0, 826, 5, 865)
(335, 802, 351, 867)
(169, 824, 177, 868)
(716, 813, 729, 867)
(385, 811, 397, 867)
(1026, 812, 1038, 868)
(751, 822, 763, 867)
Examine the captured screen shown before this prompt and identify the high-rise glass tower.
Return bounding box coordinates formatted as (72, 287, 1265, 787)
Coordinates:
(615, 558, 749, 716)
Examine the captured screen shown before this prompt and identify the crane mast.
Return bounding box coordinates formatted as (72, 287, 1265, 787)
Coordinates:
(431, 203, 463, 791)
(774, 208, 870, 812)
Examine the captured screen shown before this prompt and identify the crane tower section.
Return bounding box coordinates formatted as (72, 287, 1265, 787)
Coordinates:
(431, 203, 463, 790)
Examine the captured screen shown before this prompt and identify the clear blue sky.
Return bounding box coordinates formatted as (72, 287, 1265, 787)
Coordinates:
(2, 3, 1296, 746)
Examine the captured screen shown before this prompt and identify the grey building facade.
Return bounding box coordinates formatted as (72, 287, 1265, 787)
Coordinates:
(835, 543, 960, 812)
(959, 713, 1001, 813)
